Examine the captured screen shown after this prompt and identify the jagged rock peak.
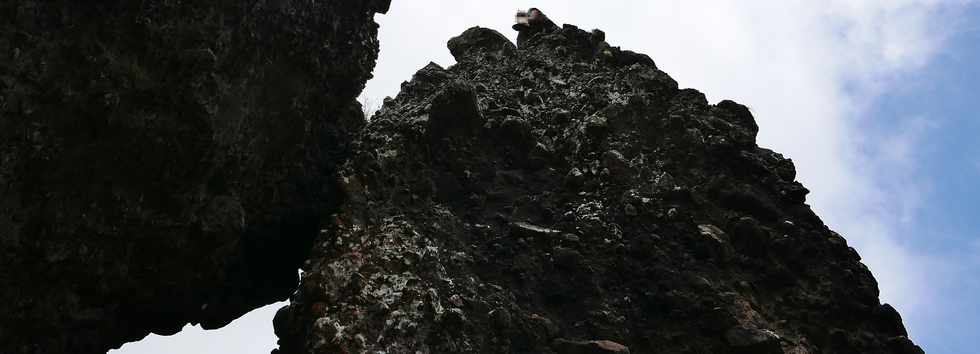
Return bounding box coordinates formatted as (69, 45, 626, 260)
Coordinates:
(275, 23, 922, 354)
(448, 27, 516, 62)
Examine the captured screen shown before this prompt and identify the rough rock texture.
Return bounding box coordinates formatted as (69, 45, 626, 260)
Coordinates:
(0, 1, 389, 353)
(274, 26, 923, 354)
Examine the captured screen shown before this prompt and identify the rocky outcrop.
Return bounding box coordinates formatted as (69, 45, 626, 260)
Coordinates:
(0, 1, 388, 353)
(273, 26, 923, 353)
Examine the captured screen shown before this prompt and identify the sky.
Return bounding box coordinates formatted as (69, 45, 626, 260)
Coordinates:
(113, 1, 980, 353)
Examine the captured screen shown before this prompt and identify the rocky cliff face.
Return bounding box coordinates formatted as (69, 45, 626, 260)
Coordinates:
(0, 1, 389, 353)
(273, 26, 923, 354)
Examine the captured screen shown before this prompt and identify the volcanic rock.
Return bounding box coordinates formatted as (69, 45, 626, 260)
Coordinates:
(724, 326, 783, 354)
(553, 338, 631, 354)
(0, 1, 388, 353)
(448, 27, 517, 62)
(274, 21, 923, 354)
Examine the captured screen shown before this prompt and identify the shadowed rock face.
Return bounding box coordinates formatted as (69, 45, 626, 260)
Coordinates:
(0, 1, 389, 352)
(274, 26, 923, 354)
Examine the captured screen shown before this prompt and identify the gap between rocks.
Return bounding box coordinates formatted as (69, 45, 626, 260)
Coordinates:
(109, 302, 286, 354)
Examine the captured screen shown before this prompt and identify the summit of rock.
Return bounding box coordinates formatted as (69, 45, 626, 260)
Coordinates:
(273, 23, 922, 354)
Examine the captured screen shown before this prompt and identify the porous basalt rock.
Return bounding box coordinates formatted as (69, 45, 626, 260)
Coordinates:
(448, 27, 517, 62)
(0, 1, 388, 353)
(275, 24, 923, 354)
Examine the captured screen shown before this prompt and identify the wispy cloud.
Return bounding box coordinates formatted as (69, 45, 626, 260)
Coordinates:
(862, 116, 937, 226)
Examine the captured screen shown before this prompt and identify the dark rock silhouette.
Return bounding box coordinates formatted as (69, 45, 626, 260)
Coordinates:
(273, 26, 923, 354)
(1, 5, 923, 354)
(448, 27, 516, 62)
(0, 1, 388, 353)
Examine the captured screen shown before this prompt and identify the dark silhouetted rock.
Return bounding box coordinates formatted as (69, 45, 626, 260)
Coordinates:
(553, 339, 631, 354)
(273, 23, 922, 354)
(730, 216, 770, 256)
(0, 1, 388, 353)
(888, 336, 926, 354)
(428, 81, 484, 139)
(725, 327, 784, 354)
(448, 27, 516, 62)
(717, 99, 760, 142)
(511, 221, 563, 238)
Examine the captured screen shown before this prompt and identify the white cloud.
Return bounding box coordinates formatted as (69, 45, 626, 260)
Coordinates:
(115, 1, 976, 352)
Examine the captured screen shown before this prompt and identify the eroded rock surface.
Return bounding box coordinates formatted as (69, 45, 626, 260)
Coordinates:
(274, 26, 922, 354)
(0, 1, 388, 353)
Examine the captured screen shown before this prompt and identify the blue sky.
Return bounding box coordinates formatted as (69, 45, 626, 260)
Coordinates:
(867, 15, 980, 258)
(113, 2, 979, 353)
(857, 13, 980, 351)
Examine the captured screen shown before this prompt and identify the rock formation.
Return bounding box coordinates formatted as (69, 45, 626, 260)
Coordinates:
(0, 1, 389, 353)
(272, 26, 923, 354)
